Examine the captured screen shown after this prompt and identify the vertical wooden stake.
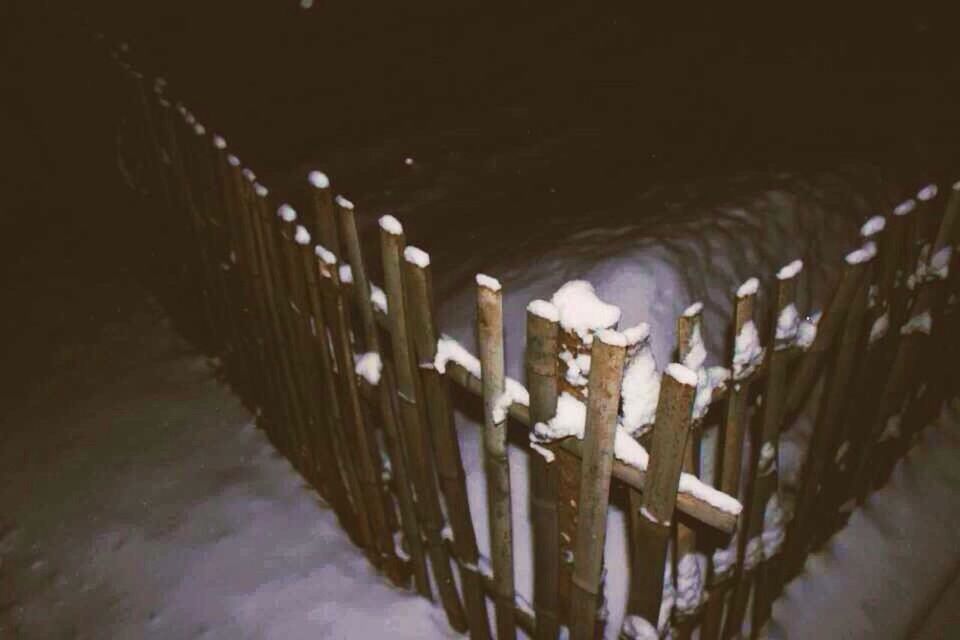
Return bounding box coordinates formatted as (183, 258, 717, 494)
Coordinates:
(405, 250, 492, 639)
(337, 201, 430, 596)
(724, 261, 800, 639)
(526, 301, 562, 640)
(570, 331, 627, 640)
(477, 273, 516, 640)
(622, 364, 698, 637)
(701, 282, 758, 640)
(381, 216, 467, 632)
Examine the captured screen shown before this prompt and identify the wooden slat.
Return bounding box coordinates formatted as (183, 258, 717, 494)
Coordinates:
(477, 275, 517, 640)
(621, 365, 698, 636)
(337, 203, 430, 596)
(724, 263, 800, 639)
(405, 252, 492, 639)
(700, 283, 758, 640)
(526, 303, 562, 640)
(570, 332, 627, 640)
(380, 219, 468, 632)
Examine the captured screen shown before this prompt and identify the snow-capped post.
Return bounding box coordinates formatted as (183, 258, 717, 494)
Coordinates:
(570, 330, 628, 640)
(274, 206, 324, 477)
(784, 255, 869, 582)
(673, 303, 709, 635)
(380, 215, 468, 632)
(337, 202, 431, 598)
(622, 364, 697, 639)
(476, 273, 517, 640)
(785, 261, 866, 416)
(547, 280, 622, 621)
(305, 170, 341, 254)
(751, 261, 809, 631)
(525, 300, 562, 640)
(315, 245, 400, 576)
(701, 279, 760, 640)
(286, 230, 357, 537)
(247, 190, 301, 457)
(724, 260, 801, 637)
(404, 251, 492, 638)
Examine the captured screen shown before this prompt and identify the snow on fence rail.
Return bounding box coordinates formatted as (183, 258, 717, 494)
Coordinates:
(112, 46, 960, 640)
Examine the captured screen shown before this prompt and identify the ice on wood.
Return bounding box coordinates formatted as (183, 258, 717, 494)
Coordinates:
(620, 615, 659, 640)
(845, 240, 877, 265)
(900, 311, 932, 335)
(335, 195, 354, 210)
(527, 299, 559, 323)
(550, 280, 621, 343)
(894, 199, 916, 216)
(733, 319, 764, 379)
(379, 214, 403, 236)
(370, 284, 388, 314)
(796, 311, 822, 350)
(737, 276, 759, 298)
(307, 170, 329, 189)
(762, 492, 786, 559)
(403, 246, 430, 268)
(775, 303, 800, 346)
(675, 552, 707, 613)
(277, 204, 297, 222)
(860, 215, 886, 237)
(354, 352, 383, 386)
(917, 183, 938, 201)
(476, 273, 501, 292)
(777, 259, 803, 280)
(315, 244, 337, 266)
(294, 225, 311, 245)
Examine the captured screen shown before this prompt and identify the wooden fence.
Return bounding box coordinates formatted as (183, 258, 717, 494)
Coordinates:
(111, 49, 960, 640)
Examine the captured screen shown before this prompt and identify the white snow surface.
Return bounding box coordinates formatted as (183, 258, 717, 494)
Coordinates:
(354, 351, 383, 386)
(335, 195, 354, 210)
(294, 225, 311, 245)
(277, 204, 297, 222)
(527, 299, 559, 322)
(769, 401, 960, 640)
(777, 259, 803, 280)
(476, 273, 502, 292)
(307, 170, 329, 189)
(0, 297, 457, 640)
(860, 215, 886, 237)
(403, 245, 431, 268)
(379, 214, 403, 235)
(550, 280, 621, 343)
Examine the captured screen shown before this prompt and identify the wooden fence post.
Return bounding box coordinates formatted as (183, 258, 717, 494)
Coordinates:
(723, 260, 801, 639)
(381, 215, 468, 632)
(477, 273, 517, 640)
(335, 201, 430, 596)
(526, 301, 562, 640)
(314, 242, 399, 570)
(405, 250, 492, 639)
(621, 364, 698, 638)
(570, 330, 627, 640)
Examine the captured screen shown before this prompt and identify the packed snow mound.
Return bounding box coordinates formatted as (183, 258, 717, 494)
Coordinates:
(432, 171, 879, 377)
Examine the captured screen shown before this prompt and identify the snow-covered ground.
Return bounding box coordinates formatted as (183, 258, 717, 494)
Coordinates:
(0, 287, 458, 639)
(770, 400, 960, 639)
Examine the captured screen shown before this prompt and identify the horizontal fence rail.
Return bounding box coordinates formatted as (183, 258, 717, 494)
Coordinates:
(109, 42, 960, 640)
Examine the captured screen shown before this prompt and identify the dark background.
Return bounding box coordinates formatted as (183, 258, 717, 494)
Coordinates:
(2, 0, 960, 391)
